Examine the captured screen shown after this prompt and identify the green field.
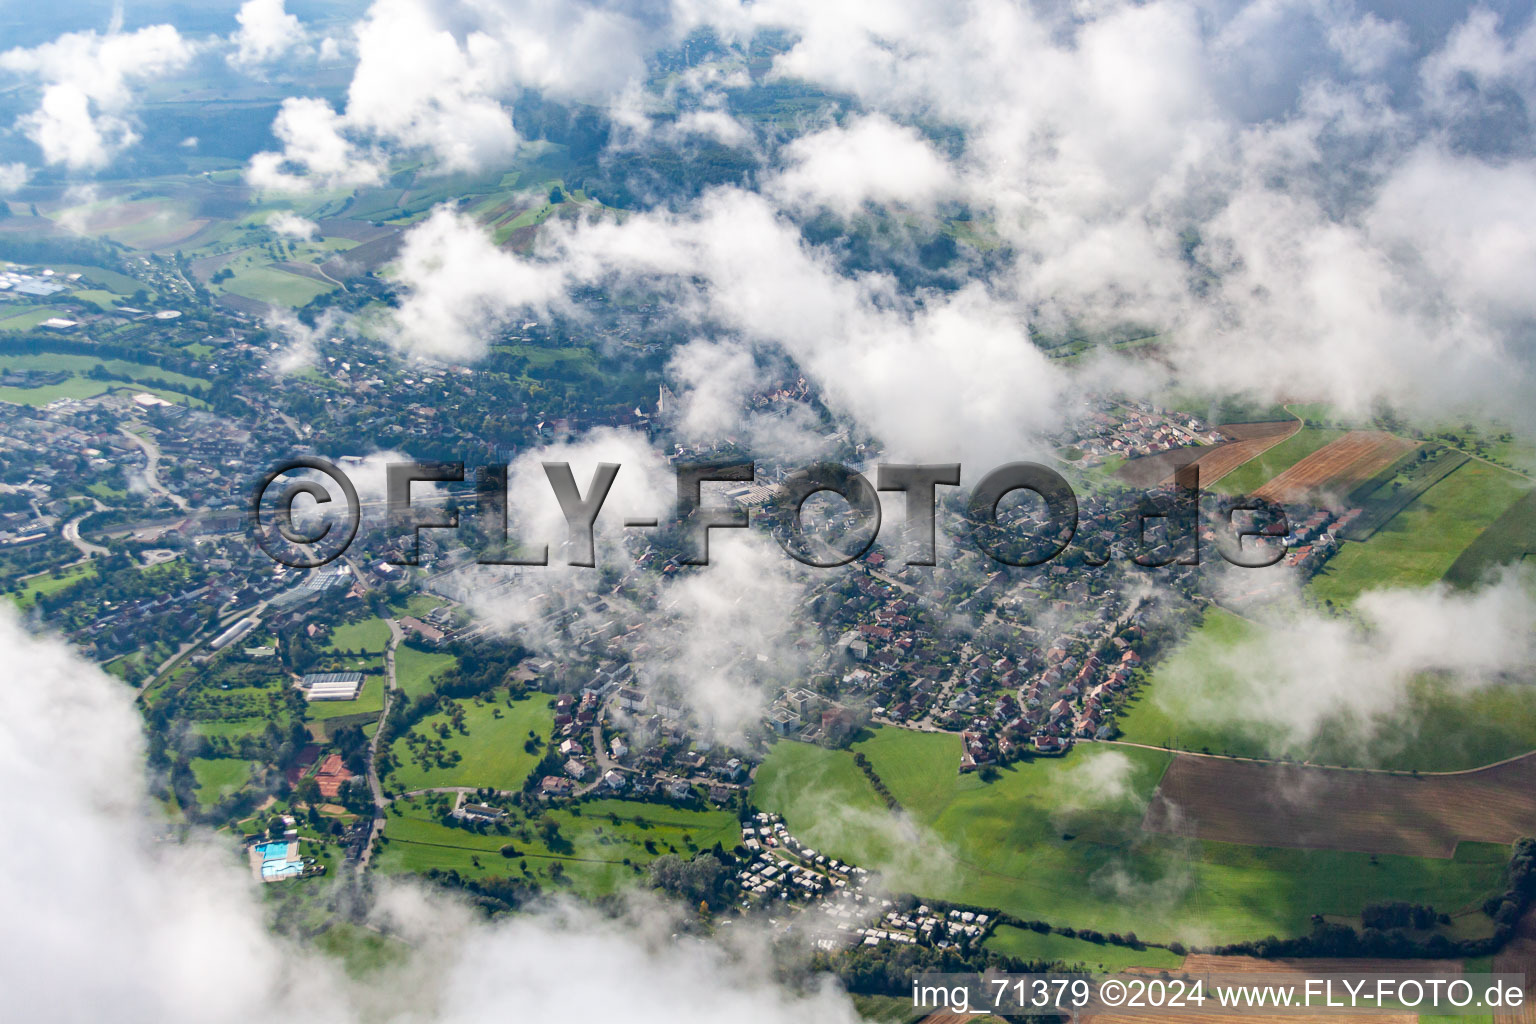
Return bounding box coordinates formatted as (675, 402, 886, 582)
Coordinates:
(326, 617, 391, 653)
(222, 265, 334, 306)
(1444, 489, 1536, 588)
(0, 306, 65, 332)
(0, 376, 116, 405)
(1116, 608, 1536, 771)
(190, 757, 251, 805)
(394, 646, 456, 699)
(752, 728, 1508, 945)
(386, 694, 555, 793)
(376, 796, 738, 894)
(12, 561, 97, 609)
(0, 351, 207, 391)
(1309, 462, 1530, 606)
(985, 925, 1185, 970)
(48, 264, 152, 296)
(1214, 425, 1344, 495)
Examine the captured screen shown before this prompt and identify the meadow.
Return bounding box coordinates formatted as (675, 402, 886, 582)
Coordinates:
(1116, 608, 1536, 772)
(385, 693, 555, 793)
(1308, 461, 1530, 606)
(985, 925, 1185, 970)
(325, 616, 392, 654)
(751, 728, 1509, 945)
(11, 561, 97, 609)
(190, 757, 252, 807)
(375, 796, 739, 894)
(393, 645, 456, 699)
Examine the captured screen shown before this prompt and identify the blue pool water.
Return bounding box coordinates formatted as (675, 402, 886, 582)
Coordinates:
(256, 841, 291, 862)
(261, 861, 302, 880)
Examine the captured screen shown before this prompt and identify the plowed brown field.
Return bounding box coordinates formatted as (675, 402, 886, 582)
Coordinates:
(1251, 432, 1417, 503)
(1142, 752, 1536, 857)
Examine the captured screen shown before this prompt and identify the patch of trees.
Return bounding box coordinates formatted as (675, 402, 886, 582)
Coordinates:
(421, 869, 542, 915)
(648, 849, 739, 911)
(1213, 839, 1536, 961)
(851, 751, 904, 813)
(430, 639, 528, 699)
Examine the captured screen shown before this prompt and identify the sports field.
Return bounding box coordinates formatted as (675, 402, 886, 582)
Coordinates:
(752, 729, 1508, 944)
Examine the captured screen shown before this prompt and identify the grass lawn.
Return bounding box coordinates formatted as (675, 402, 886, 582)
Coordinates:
(12, 561, 96, 609)
(985, 925, 1185, 970)
(1117, 608, 1536, 771)
(219, 263, 334, 307)
(376, 796, 738, 895)
(0, 377, 111, 405)
(1309, 462, 1530, 606)
(0, 306, 64, 331)
(192, 717, 268, 739)
(752, 728, 1509, 945)
(190, 757, 251, 805)
(1214, 426, 1344, 495)
(306, 674, 385, 722)
(0, 351, 207, 391)
(385, 693, 555, 793)
(1444, 488, 1536, 588)
(390, 592, 447, 618)
(326, 616, 391, 653)
(48, 264, 152, 296)
(393, 646, 456, 699)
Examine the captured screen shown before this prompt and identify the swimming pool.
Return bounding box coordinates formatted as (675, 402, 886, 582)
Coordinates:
(255, 841, 292, 862)
(260, 860, 302, 880)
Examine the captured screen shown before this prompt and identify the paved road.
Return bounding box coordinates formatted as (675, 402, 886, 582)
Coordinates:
(120, 427, 189, 511)
(61, 514, 108, 558)
(358, 618, 403, 872)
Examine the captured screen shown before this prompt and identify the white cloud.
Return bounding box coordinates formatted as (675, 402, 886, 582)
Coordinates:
(247, 0, 703, 189)
(0, 162, 28, 194)
(229, 0, 307, 68)
(0, 25, 193, 169)
(771, 115, 959, 216)
(266, 210, 320, 240)
(1154, 569, 1536, 755)
(248, 96, 383, 192)
(0, 608, 862, 1024)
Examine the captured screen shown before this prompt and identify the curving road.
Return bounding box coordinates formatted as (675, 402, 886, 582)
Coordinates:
(120, 428, 189, 512)
(358, 618, 403, 872)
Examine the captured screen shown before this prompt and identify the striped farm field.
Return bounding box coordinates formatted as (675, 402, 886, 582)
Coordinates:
(1252, 431, 1418, 503)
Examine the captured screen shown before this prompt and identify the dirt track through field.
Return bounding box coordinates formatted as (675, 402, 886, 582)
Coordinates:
(1252, 431, 1416, 504)
(1143, 753, 1536, 857)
